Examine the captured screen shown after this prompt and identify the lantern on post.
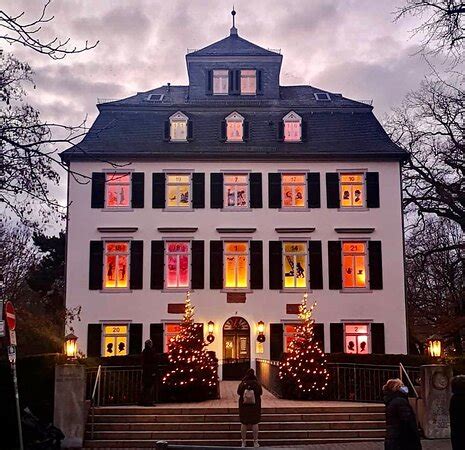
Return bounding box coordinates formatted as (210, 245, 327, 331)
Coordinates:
(427, 336, 442, 357)
(257, 321, 266, 343)
(64, 333, 78, 360)
(206, 321, 215, 344)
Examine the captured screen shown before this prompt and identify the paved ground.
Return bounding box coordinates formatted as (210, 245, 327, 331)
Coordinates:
(266, 440, 452, 449)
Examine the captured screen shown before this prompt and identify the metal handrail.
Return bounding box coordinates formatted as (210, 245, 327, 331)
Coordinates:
(399, 362, 419, 398)
(90, 365, 102, 440)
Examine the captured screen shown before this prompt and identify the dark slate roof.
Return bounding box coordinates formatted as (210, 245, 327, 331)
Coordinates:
(61, 84, 406, 162)
(187, 33, 280, 57)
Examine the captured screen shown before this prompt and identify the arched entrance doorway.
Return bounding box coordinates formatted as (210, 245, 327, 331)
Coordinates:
(222, 317, 251, 380)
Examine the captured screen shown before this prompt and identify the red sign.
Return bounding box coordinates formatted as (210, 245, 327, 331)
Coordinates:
(5, 302, 16, 331)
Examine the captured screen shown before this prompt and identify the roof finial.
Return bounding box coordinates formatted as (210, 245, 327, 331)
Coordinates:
(230, 6, 238, 36)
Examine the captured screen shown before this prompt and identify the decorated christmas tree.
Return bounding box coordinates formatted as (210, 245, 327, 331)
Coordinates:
(278, 293, 329, 399)
(162, 292, 218, 400)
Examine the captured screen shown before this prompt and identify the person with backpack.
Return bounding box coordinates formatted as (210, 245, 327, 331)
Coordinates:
(237, 368, 263, 447)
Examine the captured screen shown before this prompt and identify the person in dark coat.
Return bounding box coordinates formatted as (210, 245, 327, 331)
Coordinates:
(383, 378, 422, 450)
(139, 339, 156, 406)
(450, 375, 465, 450)
(237, 368, 263, 448)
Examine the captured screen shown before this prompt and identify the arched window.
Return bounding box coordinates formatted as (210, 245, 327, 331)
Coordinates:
(169, 111, 188, 141)
(225, 111, 245, 142)
(283, 111, 302, 142)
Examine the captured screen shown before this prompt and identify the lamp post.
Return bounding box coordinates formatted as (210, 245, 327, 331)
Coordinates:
(207, 321, 215, 344)
(64, 333, 78, 360)
(427, 337, 442, 357)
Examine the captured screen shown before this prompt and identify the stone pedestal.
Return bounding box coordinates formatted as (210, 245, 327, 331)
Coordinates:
(420, 364, 452, 439)
(54, 364, 86, 448)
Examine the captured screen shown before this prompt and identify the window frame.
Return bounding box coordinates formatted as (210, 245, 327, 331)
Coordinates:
(338, 171, 367, 209)
(282, 241, 308, 291)
(225, 111, 245, 143)
(283, 111, 302, 143)
(240, 69, 257, 96)
(213, 69, 229, 95)
(223, 241, 250, 291)
(164, 240, 191, 290)
(102, 240, 131, 291)
(223, 173, 250, 210)
(104, 172, 132, 210)
(169, 111, 189, 142)
(164, 322, 182, 352)
(341, 240, 370, 291)
(165, 173, 193, 210)
(101, 322, 130, 357)
(283, 323, 299, 353)
(343, 322, 371, 354)
(281, 173, 307, 209)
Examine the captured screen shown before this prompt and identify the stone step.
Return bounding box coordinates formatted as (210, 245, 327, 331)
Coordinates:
(87, 420, 385, 432)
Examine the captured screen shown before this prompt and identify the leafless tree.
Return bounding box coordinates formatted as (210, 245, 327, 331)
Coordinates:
(0, 0, 98, 60)
(395, 0, 465, 64)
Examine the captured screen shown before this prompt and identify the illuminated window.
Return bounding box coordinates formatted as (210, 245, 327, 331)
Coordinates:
(342, 242, 367, 288)
(282, 174, 306, 208)
(283, 242, 307, 289)
(284, 324, 298, 352)
(224, 242, 249, 289)
(105, 173, 130, 208)
(103, 324, 128, 357)
(165, 241, 190, 288)
(283, 111, 302, 142)
(166, 174, 191, 208)
(104, 242, 129, 289)
(164, 323, 182, 352)
(213, 70, 229, 95)
(226, 112, 244, 142)
(224, 174, 248, 208)
(344, 323, 370, 354)
(240, 70, 256, 95)
(340, 173, 365, 207)
(169, 111, 188, 141)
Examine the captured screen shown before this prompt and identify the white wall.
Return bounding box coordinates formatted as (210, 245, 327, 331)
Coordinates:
(66, 159, 407, 360)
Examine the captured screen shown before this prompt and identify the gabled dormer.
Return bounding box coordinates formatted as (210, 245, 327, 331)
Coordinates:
(186, 13, 282, 100)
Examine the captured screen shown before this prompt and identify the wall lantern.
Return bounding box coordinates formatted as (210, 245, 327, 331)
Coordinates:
(257, 321, 266, 343)
(64, 333, 78, 359)
(427, 337, 442, 357)
(207, 321, 215, 344)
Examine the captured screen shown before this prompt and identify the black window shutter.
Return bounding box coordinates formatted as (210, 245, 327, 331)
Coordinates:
(308, 240, 323, 290)
(87, 324, 102, 357)
(164, 120, 170, 141)
(330, 323, 344, 353)
(301, 120, 308, 141)
(220, 120, 227, 142)
(277, 121, 284, 141)
(150, 240, 164, 289)
(130, 240, 143, 290)
(191, 240, 205, 289)
(270, 323, 284, 361)
(234, 69, 240, 93)
(131, 172, 144, 208)
(192, 173, 205, 209)
(187, 120, 194, 141)
(313, 323, 325, 351)
(129, 323, 143, 355)
(150, 323, 164, 354)
(152, 173, 165, 208)
(269, 241, 283, 290)
(243, 121, 250, 141)
(268, 173, 282, 208)
(89, 241, 103, 290)
(195, 323, 204, 342)
(328, 241, 342, 290)
(228, 70, 235, 95)
(326, 173, 340, 208)
(307, 172, 321, 208)
(210, 173, 224, 208)
(210, 241, 223, 289)
(371, 323, 385, 354)
(91, 173, 105, 208)
(206, 70, 213, 95)
(249, 173, 262, 208)
(257, 70, 263, 95)
(250, 240, 263, 289)
(368, 241, 383, 289)
(366, 172, 380, 208)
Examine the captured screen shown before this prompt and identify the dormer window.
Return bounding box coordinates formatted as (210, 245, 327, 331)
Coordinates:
(283, 111, 302, 142)
(225, 112, 244, 142)
(169, 111, 188, 141)
(213, 70, 229, 95)
(240, 70, 256, 95)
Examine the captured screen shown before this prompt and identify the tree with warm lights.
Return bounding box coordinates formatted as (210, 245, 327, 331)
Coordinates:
(278, 293, 329, 399)
(162, 292, 218, 400)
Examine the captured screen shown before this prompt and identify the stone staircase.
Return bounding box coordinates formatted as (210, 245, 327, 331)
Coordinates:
(84, 404, 386, 447)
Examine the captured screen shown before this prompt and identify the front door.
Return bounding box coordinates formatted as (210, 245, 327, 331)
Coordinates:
(223, 317, 250, 380)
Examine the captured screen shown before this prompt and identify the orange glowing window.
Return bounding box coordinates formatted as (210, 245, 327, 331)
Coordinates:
(224, 174, 248, 208)
(342, 242, 367, 288)
(224, 242, 248, 289)
(165, 241, 190, 288)
(284, 324, 298, 352)
(166, 174, 191, 208)
(283, 242, 307, 289)
(340, 173, 365, 207)
(104, 242, 129, 289)
(105, 173, 130, 208)
(240, 70, 256, 95)
(165, 323, 182, 351)
(344, 324, 370, 354)
(227, 121, 243, 142)
(282, 174, 306, 208)
(103, 324, 128, 357)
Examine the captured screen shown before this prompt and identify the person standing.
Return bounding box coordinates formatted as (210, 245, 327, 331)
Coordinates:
(237, 369, 263, 448)
(139, 339, 156, 406)
(383, 378, 422, 450)
(450, 375, 465, 450)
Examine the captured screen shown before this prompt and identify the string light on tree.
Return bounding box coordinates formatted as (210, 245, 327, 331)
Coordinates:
(278, 293, 329, 399)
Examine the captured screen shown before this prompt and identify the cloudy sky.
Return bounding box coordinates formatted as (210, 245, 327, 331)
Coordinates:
(4, 0, 442, 230)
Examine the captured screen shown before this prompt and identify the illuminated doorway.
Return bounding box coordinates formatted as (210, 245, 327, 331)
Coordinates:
(222, 317, 250, 380)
